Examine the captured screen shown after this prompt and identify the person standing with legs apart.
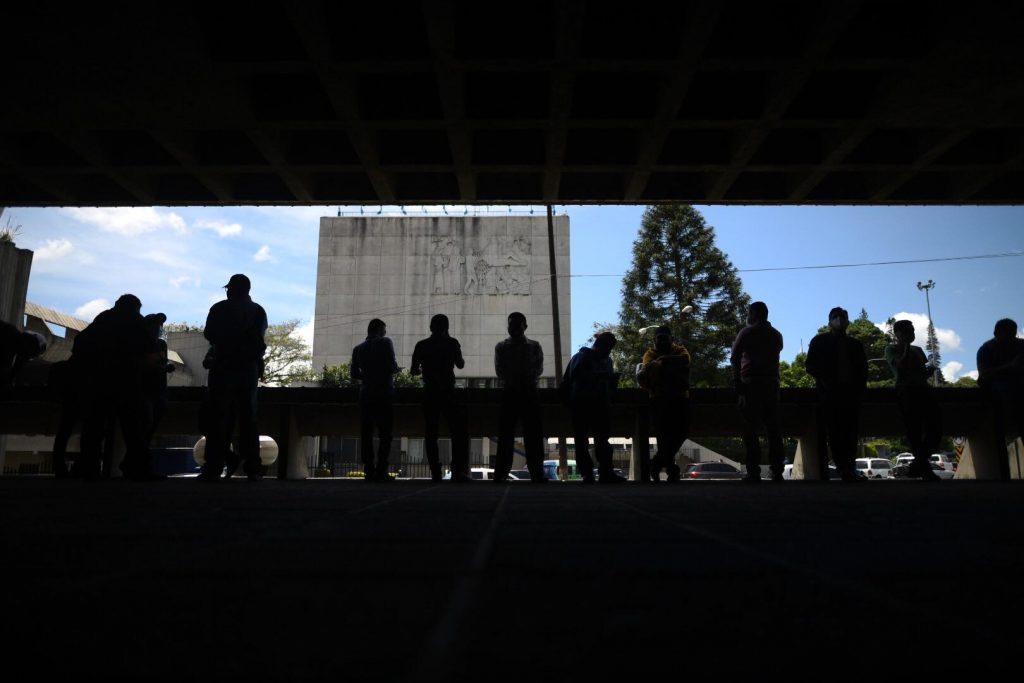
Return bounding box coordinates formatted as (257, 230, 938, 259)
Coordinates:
(637, 326, 691, 482)
(201, 274, 267, 482)
(494, 312, 545, 482)
(731, 302, 785, 483)
(411, 314, 470, 482)
(806, 307, 868, 482)
(352, 318, 400, 481)
(563, 331, 626, 484)
(885, 320, 941, 481)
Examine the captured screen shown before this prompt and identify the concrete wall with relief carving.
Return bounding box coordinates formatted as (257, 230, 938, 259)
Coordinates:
(313, 216, 571, 381)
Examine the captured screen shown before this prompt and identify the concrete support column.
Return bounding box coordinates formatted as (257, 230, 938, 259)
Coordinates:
(958, 407, 1019, 479)
(793, 412, 823, 480)
(274, 408, 309, 480)
(631, 405, 650, 481)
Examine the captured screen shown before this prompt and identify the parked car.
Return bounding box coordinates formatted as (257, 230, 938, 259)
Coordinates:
(442, 468, 520, 481)
(854, 457, 893, 479)
(891, 461, 953, 479)
(929, 453, 958, 471)
(683, 462, 743, 480)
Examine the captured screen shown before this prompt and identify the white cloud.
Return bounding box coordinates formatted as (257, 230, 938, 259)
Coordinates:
(878, 312, 962, 352)
(195, 219, 243, 237)
(293, 319, 315, 348)
(942, 361, 964, 381)
(75, 298, 110, 321)
(963, 370, 979, 380)
(35, 238, 74, 261)
(141, 250, 195, 270)
(63, 207, 186, 236)
(169, 275, 199, 289)
(253, 244, 274, 262)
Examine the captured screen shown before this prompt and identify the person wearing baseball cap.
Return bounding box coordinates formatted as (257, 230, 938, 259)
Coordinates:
(201, 273, 267, 481)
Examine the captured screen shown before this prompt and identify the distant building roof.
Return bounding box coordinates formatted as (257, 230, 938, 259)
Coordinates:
(24, 302, 89, 332)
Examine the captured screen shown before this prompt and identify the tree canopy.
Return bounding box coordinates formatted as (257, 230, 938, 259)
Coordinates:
(613, 205, 750, 387)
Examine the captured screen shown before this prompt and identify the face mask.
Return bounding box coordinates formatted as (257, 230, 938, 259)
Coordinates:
(830, 318, 846, 330)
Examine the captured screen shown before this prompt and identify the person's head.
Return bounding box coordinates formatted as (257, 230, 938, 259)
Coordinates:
(592, 331, 617, 357)
(828, 307, 849, 334)
(893, 319, 915, 345)
(113, 294, 142, 314)
(654, 325, 673, 352)
(17, 330, 46, 360)
(144, 312, 167, 337)
(224, 273, 251, 297)
(994, 318, 1018, 340)
(747, 301, 768, 326)
(429, 314, 449, 335)
(507, 312, 527, 338)
(367, 318, 386, 337)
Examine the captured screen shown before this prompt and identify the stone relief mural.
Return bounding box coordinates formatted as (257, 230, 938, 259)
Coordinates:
(431, 235, 532, 295)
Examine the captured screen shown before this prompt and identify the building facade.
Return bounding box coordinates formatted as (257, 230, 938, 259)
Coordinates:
(312, 215, 571, 384)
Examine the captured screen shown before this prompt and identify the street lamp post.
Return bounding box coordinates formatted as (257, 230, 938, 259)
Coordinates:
(916, 279, 939, 386)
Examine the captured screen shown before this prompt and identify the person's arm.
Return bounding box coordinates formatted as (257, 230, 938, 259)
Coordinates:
(350, 346, 363, 381)
(453, 339, 465, 370)
(805, 337, 821, 379)
(533, 341, 544, 381)
(410, 342, 422, 376)
(385, 338, 399, 375)
(883, 344, 900, 380)
(730, 329, 745, 387)
(494, 342, 504, 381)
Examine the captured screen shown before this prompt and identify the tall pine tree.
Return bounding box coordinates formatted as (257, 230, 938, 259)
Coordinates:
(615, 205, 749, 386)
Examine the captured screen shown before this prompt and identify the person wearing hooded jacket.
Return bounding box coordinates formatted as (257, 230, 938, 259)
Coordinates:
(637, 326, 691, 482)
(563, 331, 626, 483)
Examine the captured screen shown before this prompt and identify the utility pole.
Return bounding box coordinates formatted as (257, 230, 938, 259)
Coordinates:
(916, 279, 939, 386)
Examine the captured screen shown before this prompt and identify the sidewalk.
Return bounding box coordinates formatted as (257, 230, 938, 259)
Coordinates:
(2, 478, 1020, 680)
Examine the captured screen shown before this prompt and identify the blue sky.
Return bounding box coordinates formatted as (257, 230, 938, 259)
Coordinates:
(8, 204, 1024, 380)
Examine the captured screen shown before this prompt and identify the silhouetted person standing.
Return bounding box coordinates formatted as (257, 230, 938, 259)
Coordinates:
(141, 313, 174, 462)
(637, 326, 691, 482)
(0, 320, 45, 387)
(201, 274, 267, 482)
(731, 301, 785, 483)
(494, 312, 545, 482)
(885, 319, 941, 481)
(977, 318, 1024, 480)
(411, 314, 469, 482)
(806, 307, 868, 482)
(73, 294, 158, 480)
(352, 318, 400, 481)
(564, 331, 626, 483)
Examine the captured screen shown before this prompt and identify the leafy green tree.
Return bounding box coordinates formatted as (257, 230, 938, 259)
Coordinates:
(261, 319, 315, 386)
(169, 319, 315, 386)
(952, 375, 978, 388)
(779, 352, 815, 388)
(318, 361, 421, 388)
(615, 205, 750, 387)
(319, 363, 354, 388)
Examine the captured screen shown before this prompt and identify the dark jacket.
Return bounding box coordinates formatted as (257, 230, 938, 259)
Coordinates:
(204, 295, 268, 389)
(731, 321, 783, 388)
(411, 334, 464, 389)
(564, 346, 616, 404)
(352, 335, 399, 399)
(806, 332, 868, 397)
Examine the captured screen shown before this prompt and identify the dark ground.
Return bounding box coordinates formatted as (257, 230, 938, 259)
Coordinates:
(2, 477, 1021, 681)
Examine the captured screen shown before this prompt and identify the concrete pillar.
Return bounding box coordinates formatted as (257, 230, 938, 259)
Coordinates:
(793, 417, 823, 480)
(631, 406, 650, 481)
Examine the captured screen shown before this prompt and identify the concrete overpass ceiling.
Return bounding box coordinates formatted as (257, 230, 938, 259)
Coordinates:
(2, 1, 1023, 207)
